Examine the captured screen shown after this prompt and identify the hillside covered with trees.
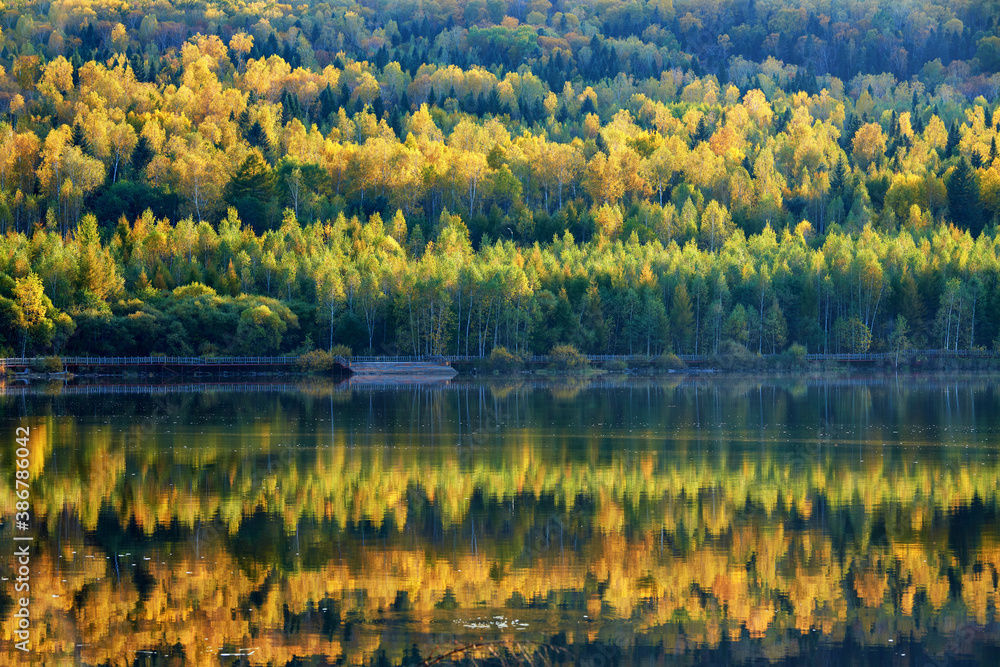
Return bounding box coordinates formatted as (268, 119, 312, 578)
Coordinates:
(1, 0, 1000, 357)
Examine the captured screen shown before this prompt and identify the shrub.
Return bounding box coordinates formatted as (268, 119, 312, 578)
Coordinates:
(41, 356, 64, 372)
(199, 342, 221, 357)
(785, 342, 808, 366)
(715, 340, 755, 369)
(549, 344, 588, 370)
(172, 283, 217, 299)
(330, 344, 352, 360)
(296, 349, 334, 373)
(488, 346, 522, 372)
(654, 353, 685, 370)
(604, 359, 628, 372)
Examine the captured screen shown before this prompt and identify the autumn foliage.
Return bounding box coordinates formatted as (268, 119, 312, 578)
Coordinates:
(0, 0, 998, 357)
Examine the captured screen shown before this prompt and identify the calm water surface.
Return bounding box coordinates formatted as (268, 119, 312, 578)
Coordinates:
(1, 376, 999, 665)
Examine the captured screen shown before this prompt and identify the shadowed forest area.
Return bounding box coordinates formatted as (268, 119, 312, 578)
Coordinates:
(1, 0, 1000, 358)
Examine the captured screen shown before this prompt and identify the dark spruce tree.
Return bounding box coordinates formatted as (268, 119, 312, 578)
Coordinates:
(946, 120, 961, 156)
(225, 150, 276, 232)
(70, 51, 84, 86)
(842, 114, 861, 148)
(130, 135, 154, 178)
(265, 32, 280, 57)
(280, 90, 299, 123)
(319, 84, 337, 120)
(245, 120, 272, 155)
(830, 157, 847, 195)
(693, 116, 711, 144)
(71, 123, 91, 153)
(129, 53, 145, 81)
(947, 158, 982, 236)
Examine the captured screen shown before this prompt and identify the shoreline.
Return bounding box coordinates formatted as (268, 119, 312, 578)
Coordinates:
(6, 350, 1000, 376)
(5, 365, 1000, 390)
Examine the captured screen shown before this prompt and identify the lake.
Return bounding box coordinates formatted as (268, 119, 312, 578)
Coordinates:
(2, 376, 999, 665)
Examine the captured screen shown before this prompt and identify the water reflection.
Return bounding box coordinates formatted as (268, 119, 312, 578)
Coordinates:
(1, 377, 999, 665)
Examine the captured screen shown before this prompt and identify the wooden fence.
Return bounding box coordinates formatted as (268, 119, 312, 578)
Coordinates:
(2, 348, 997, 370)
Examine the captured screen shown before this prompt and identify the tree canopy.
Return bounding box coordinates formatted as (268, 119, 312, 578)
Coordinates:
(0, 0, 999, 357)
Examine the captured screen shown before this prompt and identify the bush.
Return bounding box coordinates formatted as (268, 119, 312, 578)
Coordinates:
(488, 346, 522, 372)
(40, 356, 64, 372)
(785, 343, 808, 366)
(236, 304, 287, 354)
(654, 353, 685, 370)
(604, 359, 628, 372)
(549, 344, 588, 371)
(173, 283, 217, 299)
(199, 342, 221, 357)
(330, 344, 352, 360)
(714, 340, 755, 370)
(296, 349, 334, 373)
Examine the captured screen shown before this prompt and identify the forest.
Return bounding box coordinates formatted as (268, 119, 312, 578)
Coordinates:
(1, 0, 1000, 357)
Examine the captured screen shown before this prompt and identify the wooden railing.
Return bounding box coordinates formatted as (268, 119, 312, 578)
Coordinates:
(3, 348, 997, 369)
(803, 349, 998, 361)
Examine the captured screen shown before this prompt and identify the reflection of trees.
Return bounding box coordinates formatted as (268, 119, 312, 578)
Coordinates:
(5, 380, 1000, 534)
(1, 382, 999, 664)
(2, 512, 998, 665)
